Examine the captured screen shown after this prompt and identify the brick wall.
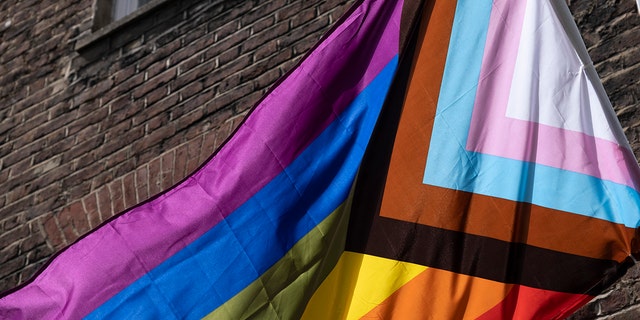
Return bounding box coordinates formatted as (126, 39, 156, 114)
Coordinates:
(568, 0, 640, 318)
(0, 0, 353, 290)
(0, 0, 638, 318)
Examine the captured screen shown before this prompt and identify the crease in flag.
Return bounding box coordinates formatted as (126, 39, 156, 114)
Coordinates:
(1, 0, 640, 319)
(1, 0, 415, 318)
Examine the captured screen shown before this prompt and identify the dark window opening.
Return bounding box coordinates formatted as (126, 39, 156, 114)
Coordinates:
(93, 0, 153, 31)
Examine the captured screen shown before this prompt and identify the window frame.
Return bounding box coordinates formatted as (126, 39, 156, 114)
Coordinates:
(78, 0, 171, 51)
(92, 0, 162, 31)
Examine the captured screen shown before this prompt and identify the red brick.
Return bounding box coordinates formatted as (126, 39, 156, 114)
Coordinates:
(178, 80, 204, 102)
(160, 150, 175, 189)
(0, 256, 27, 278)
(19, 227, 46, 252)
(108, 179, 125, 215)
(253, 39, 278, 61)
(0, 225, 30, 249)
(82, 192, 101, 229)
(173, 60, 217, 90)
(43, 215, 65, 249)
(60, 223, 77, 244)
(241, 20, 289, 53)
(96, 185, 113, 220)
(0, 243, 19, 265)
(70, 201, 90, 236)
(24, 244, 51, 266)
(134, 122, 176, 152)
(148, 157, 162, 196)
(203, 28, 251, 61)
(1, 212, 24, 232)
(174, 143, 189, 181)
(135, 165, 150, 202)
(186, 135, 204, 174)
(183, 24, 207, 47)
(122, 172, 137, 209)
(199, 130, 218, 165)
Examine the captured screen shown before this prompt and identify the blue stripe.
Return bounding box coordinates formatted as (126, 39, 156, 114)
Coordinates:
(422, 0, 640, 227)
(85, 56, 398, 320)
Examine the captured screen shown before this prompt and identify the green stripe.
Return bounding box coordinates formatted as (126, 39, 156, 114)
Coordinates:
(204, 191, 353, 319)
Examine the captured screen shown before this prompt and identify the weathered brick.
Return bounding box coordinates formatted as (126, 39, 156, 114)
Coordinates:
(135, 164, 150, 202)
(23, 245, 50, 268)
(183, 24, 207, 46)
(241, 21, 289, 53)
(108, 179, 125, 214)
(178, 79, 205, 102)
(173, 143, 189, 181)
(96, 184, 113, 219)
(206, 2, 252, 32)
(1, 212, 24, 232)
(185, 135, 204, 174)
(215, 19, 240, 41)
(0, 243, 19, 265)
(0, 226, 30, 252)
(43, 215, 65, 249)
(19, 228, 46, 253)
(0, 256, 26, 278)
(62, 134, 104, 164)
(173, 60, 217, 90)
(148, 157, 162, 196)
(112, 157, 138, 181)
(289, 6, 317, 29)
(203, 28, 251, 61)
(132, 67, 177, 100)
(160, 150, 175, 189)
(253, 67, 281, 91)
(82, 192, 100, 229)
(122, 172, 137, 209)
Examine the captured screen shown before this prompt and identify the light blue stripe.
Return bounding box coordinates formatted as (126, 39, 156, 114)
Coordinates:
(422, 0, 640, 227)
(422, 0, 492, 188)
(85, 56, 398, 320)
(431, 151, 640, 228)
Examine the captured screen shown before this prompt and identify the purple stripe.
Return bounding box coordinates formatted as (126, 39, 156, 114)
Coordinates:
(0, 0, 403, 318)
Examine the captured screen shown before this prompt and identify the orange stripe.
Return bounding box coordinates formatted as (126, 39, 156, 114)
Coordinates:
(361, 267, 591, 319)
(379, 0, 635, 261)
(361, 268, 512, 319)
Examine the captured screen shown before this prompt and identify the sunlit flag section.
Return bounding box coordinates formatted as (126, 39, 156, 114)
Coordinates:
(1, 0, 639, 319)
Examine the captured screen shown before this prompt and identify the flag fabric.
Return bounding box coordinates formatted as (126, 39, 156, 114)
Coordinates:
(0, 0, 420, 318)
(303, 0, 640, 319)
(1, 0, 639, 319)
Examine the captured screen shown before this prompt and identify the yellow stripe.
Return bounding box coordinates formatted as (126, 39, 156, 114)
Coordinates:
(302, 252, 426, 319)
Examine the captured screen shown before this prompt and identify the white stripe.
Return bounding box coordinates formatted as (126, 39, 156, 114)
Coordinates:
(506, 0, 624, 144)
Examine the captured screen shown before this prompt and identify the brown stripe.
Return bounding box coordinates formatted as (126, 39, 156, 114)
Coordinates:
(378, 0, 635, 261)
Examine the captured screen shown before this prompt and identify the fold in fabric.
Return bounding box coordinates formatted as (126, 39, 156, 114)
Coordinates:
(1, 0, 639, 319)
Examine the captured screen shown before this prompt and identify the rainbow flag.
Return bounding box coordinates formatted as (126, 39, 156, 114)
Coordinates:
(1, 0, 639, 319)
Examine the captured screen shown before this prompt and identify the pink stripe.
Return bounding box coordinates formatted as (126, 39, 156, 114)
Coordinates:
(0, 1, 403, 318)
(466, 0, 640, 190)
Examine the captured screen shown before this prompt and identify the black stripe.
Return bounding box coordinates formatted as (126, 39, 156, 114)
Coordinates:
(346, 214, 632, 295)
